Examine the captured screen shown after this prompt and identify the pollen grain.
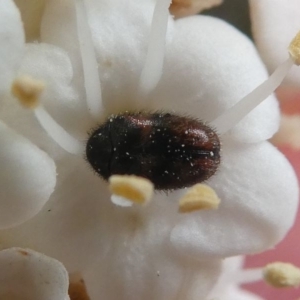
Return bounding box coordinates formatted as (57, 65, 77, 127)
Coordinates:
(11, 75, 45, 109)
(109, 175, 154, 205)
(263, 262, 300, 288)
(289, 31, 300, 66)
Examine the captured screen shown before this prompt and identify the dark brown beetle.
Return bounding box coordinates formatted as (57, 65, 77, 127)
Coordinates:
(86, 112, 221, 190)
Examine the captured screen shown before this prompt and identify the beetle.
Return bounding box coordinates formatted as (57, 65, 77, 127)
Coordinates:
(86, 111, 221, 190)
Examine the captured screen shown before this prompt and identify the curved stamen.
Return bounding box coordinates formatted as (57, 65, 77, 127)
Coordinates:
(210, 57, 294, 134)
(75, 0, 103, 120)
(138, 0, 172, 97)
(236, 268, 263, 285)
(12, 76, 85, 156)
(210, 31, 300, 134)
(35, 106, 85, 155)
(236, 262, 300, 288)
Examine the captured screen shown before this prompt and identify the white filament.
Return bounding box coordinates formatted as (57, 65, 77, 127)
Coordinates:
(75, 0, 103, 120)
(35, 106, 85, 155)
(236, 268, 263, 285)
(138, 0, 171, 96)
(210, 57, 294, 134)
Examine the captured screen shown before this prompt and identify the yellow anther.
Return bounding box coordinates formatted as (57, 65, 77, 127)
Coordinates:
(263, 262, 300, 288)
(11, 75, 45, 109)
(179, 183, 220, 213)
(289, 31, 300, 66)
(109, 175, 154, 205)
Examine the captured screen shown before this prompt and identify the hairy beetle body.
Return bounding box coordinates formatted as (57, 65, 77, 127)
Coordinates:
(86, 112, 221, 190)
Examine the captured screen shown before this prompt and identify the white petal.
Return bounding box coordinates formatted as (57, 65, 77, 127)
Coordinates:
(211, 286, 265, 300)
(85, 257, 221, 300)
(1, 43, 83, 160)
(208, 256, 245, 297)
(18, 43, 86, 134)
(41, 3, 278, 142)
(81, 188, 221, 300)
(41, 0, 82, 83)
(41, 0, 109, 123)
(250, 0, 300, 87)
(0, 247, 69, 300)
(207, 256, 265, 300)
(170, 141, 299, 259)
(40, 0, 174, 115)
(150, 16, 280, 143)
(0, 0, 24, 94)
(0, 121, 56, 228)
(0, 158, 111, 272)
(0, 154, 217, 290)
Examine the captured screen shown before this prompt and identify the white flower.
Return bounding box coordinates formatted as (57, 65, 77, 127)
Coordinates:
(0, 247, 69, 300)
(250, 0, 300, 149)
(0, 0, 298, 299)
(0, 0, 56, 229)
(250, 0, 300, 87)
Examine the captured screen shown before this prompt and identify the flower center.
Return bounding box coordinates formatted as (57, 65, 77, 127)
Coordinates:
(11, 1, 300, 202)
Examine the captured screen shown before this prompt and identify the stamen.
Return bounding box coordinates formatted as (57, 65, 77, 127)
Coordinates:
(210, 31, 300, 134)
(11, 76, 45, 109)
(237, 262, 300, 288)
(138, 0, 171, 96)
(12, 75, 84, 155)
(210, 58, 294, 134)
(237, 268, 263, 284)
(34, 107, 85, 155)
(74, 0, 103, 120)
(263, 262, 300, 288)
(178, 184, 220, 213)
(109, 175, 154, 205)
(289, 31, 300, 65)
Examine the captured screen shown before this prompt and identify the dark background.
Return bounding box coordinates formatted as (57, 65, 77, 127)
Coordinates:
(203, 0, 252, 38)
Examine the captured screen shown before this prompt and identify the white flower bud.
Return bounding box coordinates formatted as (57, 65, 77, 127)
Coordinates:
(0, 0, 24, 94)
(0, 121, 56, 228)
(0, 247, 69, 300)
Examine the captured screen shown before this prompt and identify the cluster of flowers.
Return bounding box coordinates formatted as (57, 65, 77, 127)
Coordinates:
(0, 0, 299, 299)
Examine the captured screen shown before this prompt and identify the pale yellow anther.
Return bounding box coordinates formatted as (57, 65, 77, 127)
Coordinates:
(109, 175, 154, 205)
(179, 184, 220, 213)
(11, 75, 45, 109)
(289, 31, 300, 66)
(263, 262, 300, 288)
